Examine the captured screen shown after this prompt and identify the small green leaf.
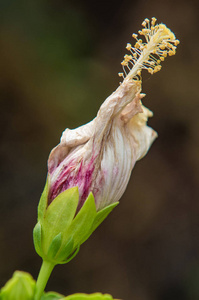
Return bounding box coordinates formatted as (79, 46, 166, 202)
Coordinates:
(63, 293, 114, 300)
(65, 193, 96, 248)
(42, 187, 79, 253)
(91, 202, 119, 233)
(47, 232, 62, 260)
(0, 271, 35, 300)
(33, 222, 43, 257)
(41, 291, 64, 300)
(38, 178, 49, 221)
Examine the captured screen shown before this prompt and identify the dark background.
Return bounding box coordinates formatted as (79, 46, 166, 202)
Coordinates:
(0, 0, 199, 299)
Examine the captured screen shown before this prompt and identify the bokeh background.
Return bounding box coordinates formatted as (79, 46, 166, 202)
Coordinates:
(0, 0, 199, 299)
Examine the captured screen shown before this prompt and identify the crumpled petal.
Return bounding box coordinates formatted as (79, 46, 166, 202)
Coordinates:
(48, 79, 157, 211)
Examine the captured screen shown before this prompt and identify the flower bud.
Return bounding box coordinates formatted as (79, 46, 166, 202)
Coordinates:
(0, 271, 35, 300)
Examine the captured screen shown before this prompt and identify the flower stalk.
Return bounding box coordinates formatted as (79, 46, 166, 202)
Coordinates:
(34, 260, 55, 300)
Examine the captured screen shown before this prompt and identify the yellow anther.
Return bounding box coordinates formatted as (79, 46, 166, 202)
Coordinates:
(118, 73, 123, 77)
(132, 33, 138, 39)
(137, 70, 141, 76)
(160, 45, 166, 50)
(121, 61, 128, 66)
(157, 59, 161, 64)
(124, 54, 132, 61)
(174, 39, 180, 46)
(138, 30, 143, 35)
(167, 43, 173, 49)
(163, 51, 167, 57)
(126, 43, 132, 51)
(134, 42, 140, 49)
(157, 65, 162, 71)
(168, 50, 175, 56)
(151, 17, 157, 25)
(160, 56, 165, 61)
(142, 29, 149, 35)
(154, 65, 161, 73)
(145, 18, 150, 23)
(153, 66, 158, 73)
(133, 53, 137, 58)
(142, 21, 146, 27)
(148, 68, 153, 74)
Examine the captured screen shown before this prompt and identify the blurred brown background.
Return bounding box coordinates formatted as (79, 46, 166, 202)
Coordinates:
(0, 0, 199, 299)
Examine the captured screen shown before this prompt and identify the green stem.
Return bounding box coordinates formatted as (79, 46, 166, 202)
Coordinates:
(34, 260, 55, 300)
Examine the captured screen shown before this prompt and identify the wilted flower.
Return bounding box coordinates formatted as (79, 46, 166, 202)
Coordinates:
(48, 81, 155, 212)
(33, 17, 179, 271)
(47, 18, 179, 212)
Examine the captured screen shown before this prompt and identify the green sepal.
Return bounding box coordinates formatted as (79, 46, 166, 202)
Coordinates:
(42, 187, 79, 254)
(65, 192, 96, 248)
(91, 202, 119, 233)
(47, 232, 62, 260)
(60, 246, 80, 264)
(38, 178, 49, 221)
(55, 237, 74, 262)
(0, 271, 35, 300)
(33, 222, 43, 257)
(63, 293, 115, 300)
(35, 182, 118, 265)
(41, 291, 64, 300)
